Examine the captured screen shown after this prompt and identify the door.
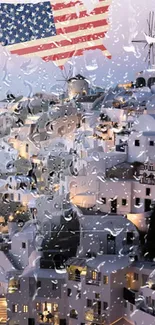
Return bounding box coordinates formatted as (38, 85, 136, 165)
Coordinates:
(145, 199, 151, 212)
(111, 198, 117, 213)
(107, 234, 116, 254)
(28, 319, 35, 325)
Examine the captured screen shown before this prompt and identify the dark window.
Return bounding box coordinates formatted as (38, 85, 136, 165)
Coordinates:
(135, 140, 140, 147)
(135, 198, 140, 206)
(87, 299, 92, 308)
(95, 293, 100, 299)
(103, 302, 108, 310)
(136, 77, 146, 88)
(67, 288, 72, 297)
(77, 290, 81, 299)
(149, 140, 154, 146)
(130, 304, 133, 311)
(127, 232, 134, 245)
(148, 77, 155, 88)
(28, 318, 35, 325)
(146, 188, 151, 196)
(70, 309, 78, 319)
(22, 242, 26, 249)
(36, 281, 41, 288)
(134, 273, 138, 281)
(26, 144, 29, 153)
(101, 197, 106, 204)
(52, 283, 57, 290)
(122, 198, 127, 206)
(124, 301, 127, 308)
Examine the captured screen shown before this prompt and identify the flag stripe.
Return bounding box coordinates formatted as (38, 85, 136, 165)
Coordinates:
(54, 5, 109, 23)
(8, 24, 109, 51)
(42, 44, 110, 63)
(10, 31, 106, 56)
(53, 0, 111, 16)
(52, 0, 108, 11)
(49, 48, 111, 69)
(22, 39, 110, 59)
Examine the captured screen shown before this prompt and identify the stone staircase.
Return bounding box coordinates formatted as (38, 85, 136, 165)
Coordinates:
(0, 297, 7, 324)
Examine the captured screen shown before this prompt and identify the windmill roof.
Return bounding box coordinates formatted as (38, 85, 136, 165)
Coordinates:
(68, 74, 86, 82)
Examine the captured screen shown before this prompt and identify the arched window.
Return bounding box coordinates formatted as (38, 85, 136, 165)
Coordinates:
(148, 78, 155, 88)
(136, 77, 146, 88)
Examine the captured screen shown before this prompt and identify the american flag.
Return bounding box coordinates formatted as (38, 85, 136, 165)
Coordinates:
(0, 0, 111, 69)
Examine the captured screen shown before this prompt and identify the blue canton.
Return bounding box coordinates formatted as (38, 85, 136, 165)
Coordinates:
(0, 2, 57, 46)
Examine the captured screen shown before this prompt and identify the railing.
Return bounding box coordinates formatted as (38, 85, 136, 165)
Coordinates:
(68, 274, 81, 282)
(140, 166, 155, 171)
(93, 313, 106, 323)
(138, 305, 155, 316)
(139, 177, 155, 185)
(86, 278, 100, 286)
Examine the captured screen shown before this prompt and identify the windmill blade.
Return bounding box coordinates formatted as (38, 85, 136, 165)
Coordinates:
(132, 40, 147, 43)
(148, 12, 152, 35)
(151, 43, 155, 64)
(151, 12, 154, 37)
(144, 43, 148, 49)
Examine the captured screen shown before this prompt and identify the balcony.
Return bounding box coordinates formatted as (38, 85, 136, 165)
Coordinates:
(68, 273, 81, 282)
(140, 177, 155, 185)
(86, 278, 100, 286)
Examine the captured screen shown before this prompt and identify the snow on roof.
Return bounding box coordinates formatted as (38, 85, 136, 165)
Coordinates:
(22, 266, 66, 279)
(86, 255, 130, 273)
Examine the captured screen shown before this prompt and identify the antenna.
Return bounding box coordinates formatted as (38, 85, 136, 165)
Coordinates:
(132, 11, 155, 67)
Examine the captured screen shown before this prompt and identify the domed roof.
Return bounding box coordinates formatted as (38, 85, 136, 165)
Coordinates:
(133, 114, 155, 132)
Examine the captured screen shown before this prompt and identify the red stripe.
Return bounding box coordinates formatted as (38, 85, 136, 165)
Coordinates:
(56, 19, 108, 35)
(53, 0, 106, 11)
(53, 1, 81, 11)
(54, 6, 109, 23)
(42, 44, 108, 62)
(10, 32, 106, 56)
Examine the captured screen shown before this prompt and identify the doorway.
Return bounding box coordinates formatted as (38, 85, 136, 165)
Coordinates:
(145, 199, 151, 212)
(107, 234, 116, 254)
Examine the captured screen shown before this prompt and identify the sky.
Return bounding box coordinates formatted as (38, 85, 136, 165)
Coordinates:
(0, 0, 155, 98)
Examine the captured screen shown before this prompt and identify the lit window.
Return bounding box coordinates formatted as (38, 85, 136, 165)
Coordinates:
(92, 271, 97, 280)
(103, 276, 108, 285)
(12, 304, 18, 313)
(23, 305, 28, 313)
(53, 303, 58, 312)
(36, 303, 41, 311)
